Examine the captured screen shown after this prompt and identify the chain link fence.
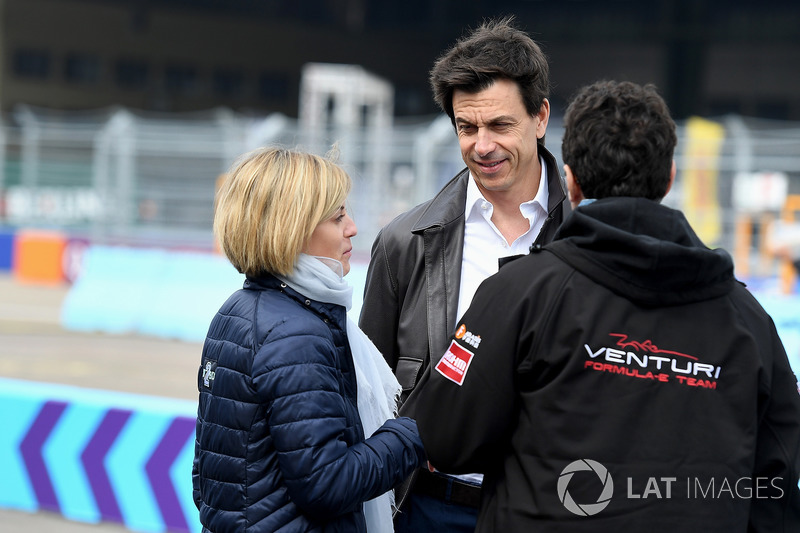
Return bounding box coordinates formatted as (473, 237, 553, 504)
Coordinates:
(1, 104, 799, 274)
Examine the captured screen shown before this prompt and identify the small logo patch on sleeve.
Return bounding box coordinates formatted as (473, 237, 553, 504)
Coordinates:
(435, 340, 475, 386)
(201, 360, 217, 390)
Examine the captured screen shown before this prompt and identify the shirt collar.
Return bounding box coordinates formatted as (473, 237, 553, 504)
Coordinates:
(465, 172, 488, 220)
(465, 155, 549, 220)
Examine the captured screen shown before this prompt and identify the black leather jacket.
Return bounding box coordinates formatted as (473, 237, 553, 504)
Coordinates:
(359, 146, 570, 401)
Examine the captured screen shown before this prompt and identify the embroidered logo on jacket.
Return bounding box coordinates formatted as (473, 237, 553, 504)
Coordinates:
(435, 340, 475, 386)
(455, 323, 482, 349)
(201, 360, 217, 390)
(583, 333, 721, 389)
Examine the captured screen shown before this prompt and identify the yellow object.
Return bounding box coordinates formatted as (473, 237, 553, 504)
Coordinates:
(682, 117, 725, 246)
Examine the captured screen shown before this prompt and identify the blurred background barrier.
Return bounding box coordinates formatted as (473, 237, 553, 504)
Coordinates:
(755, 292, 800, 374)
(0, 377, 199, 533)
(0, 96, 798, 296)
(60, 245, 244, 342)
(58, 245, 369, 341)
(0, 228, 15, 270)
(1, 99, 799, 285)
(13, 229, 68, 285)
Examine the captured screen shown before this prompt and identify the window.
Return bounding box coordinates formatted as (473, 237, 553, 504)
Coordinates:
(164, 64, 198, 94)
(13, 48, 51, 79)
(755, 100, 789, 120)
(212, 68, 244, 97)
(258, 72, 289, 102)
(115, 58, 149, 89)
(64, 53, 100, 83)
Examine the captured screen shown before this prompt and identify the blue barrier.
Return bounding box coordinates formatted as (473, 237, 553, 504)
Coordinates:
(61, 245, 245, 342)
(0, 378, 200, 532)
(59, 244, 798, 372)
(60, 245, 369, 341)
(754, 293, 800, 374)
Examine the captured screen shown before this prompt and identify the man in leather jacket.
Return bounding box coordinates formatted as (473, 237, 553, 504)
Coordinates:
(406, 80, 800, 532)
(359, 16, 570, 533)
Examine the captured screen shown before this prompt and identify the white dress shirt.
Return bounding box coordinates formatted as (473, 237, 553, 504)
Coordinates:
(457, 157, 550, 324)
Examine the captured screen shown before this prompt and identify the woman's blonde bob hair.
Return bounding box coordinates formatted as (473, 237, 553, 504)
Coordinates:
(213, 146, 351, 277)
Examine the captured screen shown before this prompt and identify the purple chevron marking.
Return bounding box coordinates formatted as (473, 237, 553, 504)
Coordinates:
(81, 408, 132, 524)
(145, 416, 195, 533)
(20, 401, 68, 512)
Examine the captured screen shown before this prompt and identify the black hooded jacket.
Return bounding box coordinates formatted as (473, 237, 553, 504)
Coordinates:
(406, 197, 800, 532)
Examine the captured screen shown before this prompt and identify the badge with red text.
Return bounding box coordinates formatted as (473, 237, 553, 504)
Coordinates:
(435, 340, 475, 386)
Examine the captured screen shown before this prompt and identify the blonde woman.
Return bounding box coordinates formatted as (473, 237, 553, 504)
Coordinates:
(193, 147, 426, 532)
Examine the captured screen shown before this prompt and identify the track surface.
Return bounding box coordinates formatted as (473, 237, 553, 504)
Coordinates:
(0, 274, 202, 532)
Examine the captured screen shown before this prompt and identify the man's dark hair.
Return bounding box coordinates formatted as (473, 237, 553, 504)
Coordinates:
(562, 80, 677, 201)
(429, 16, 550, 125)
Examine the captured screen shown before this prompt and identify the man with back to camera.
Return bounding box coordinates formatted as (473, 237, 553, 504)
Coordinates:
(358, 16, 570, 532)
(404, 79, 800, 532)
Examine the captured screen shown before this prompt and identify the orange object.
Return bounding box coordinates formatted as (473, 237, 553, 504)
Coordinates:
(779, 195, 800, 294)
(733, 214, 753, 277)
(13, 230, 68, 285)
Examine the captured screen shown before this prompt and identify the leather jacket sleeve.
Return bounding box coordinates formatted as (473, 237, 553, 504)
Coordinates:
(403, 270, 523, 474)
(359, 227, 402, 372)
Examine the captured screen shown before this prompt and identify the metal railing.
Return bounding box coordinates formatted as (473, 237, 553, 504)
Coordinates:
(1, 104, 799, 275)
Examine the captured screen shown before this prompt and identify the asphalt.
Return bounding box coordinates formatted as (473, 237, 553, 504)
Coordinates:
(0, 274, 203, 533)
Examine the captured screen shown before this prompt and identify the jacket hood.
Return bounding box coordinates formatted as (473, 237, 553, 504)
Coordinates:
(547, 197, 736, 307)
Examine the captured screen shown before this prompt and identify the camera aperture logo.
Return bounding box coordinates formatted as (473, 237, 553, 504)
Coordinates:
(557, 459, 614, 516)
(557, 460, 786, 517)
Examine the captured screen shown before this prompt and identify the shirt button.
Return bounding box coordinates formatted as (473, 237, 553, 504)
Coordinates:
(305, 299, 311, 305)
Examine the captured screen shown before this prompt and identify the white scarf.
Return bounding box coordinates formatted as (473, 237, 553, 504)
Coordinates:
(278, 254, 401, 533)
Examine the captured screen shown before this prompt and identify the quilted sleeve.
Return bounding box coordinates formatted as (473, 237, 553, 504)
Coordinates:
(253, 329, 425, 518)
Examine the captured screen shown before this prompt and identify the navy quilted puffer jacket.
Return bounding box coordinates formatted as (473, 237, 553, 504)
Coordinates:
(192, 274, 426, 532)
